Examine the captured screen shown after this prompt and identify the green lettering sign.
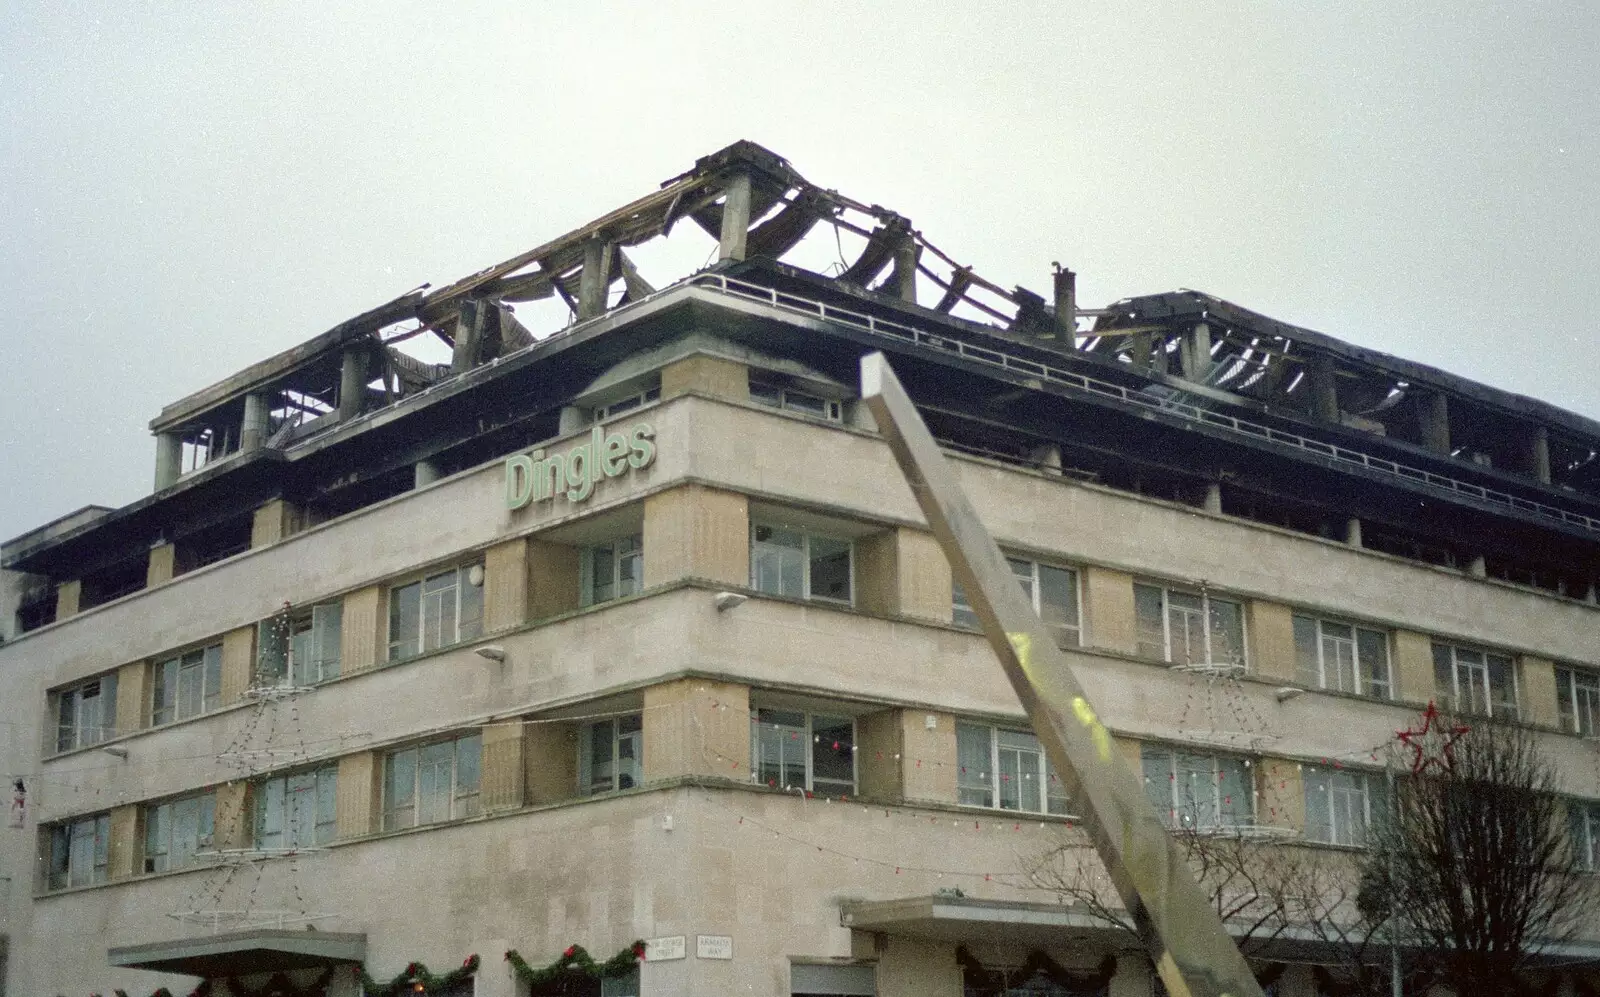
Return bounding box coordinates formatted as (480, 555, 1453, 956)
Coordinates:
(505, 422, 656, 510)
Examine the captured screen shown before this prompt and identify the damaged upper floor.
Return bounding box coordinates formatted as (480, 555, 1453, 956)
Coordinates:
(5, 141, 1600, 633)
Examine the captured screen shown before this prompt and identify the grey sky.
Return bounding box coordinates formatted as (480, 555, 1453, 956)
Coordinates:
(2, 2, 1596, 543)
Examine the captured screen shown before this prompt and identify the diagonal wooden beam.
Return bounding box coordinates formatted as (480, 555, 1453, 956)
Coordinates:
(860, 352, 1266, 997)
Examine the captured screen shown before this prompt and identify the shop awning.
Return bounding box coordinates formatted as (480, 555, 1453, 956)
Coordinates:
(108, 929, 365, 979)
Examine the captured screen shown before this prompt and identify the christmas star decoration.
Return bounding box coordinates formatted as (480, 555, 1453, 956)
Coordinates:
(1396, 700, 1470, 774)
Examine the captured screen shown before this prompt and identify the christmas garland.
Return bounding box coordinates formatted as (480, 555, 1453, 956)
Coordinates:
(505, 942, 646, 996)
(956, 947, 1116, 996)
(358, 954, 480, 996)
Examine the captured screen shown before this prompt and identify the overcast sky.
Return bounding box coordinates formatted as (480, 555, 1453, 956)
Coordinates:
(2, 2, 1596, 543)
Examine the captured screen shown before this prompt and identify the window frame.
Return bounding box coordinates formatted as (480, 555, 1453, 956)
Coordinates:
(1303, 767, 1387, 848)
(1292, 614, 1393, 699)
(52, 672, 118, 753)
(1558, 666, 1600, 738)
(142, 790, 218, 873)
(151, 642, 224, 726)
(253, 765, 339, 851)
(579, 534, 644, 608)
(46, 813, 110, 890)
(955, 721, 1072, 816)
(1432, 642, 1519, 720)
(1134, 583, 1247, 670)
(387, 560, 486, 661)
(749, 524, 855, 605)
(578, 715, 644, 795)
(593, 385, 660, 421)
(1571, 800, 1600, 872)
(749, 379, 844, 422)
(953, 557, 1081, 648)
(1141, 745, 1256, 833)
(382, 732, 483, 831)
(749, 708, 857, 797)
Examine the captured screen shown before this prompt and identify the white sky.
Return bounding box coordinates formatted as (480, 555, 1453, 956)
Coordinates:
(2, 2, 1597, 541)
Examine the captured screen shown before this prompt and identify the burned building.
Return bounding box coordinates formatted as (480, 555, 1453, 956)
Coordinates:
(3, 141, 1599, 996)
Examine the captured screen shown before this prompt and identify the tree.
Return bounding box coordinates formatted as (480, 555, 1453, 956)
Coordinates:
(1358, 718, 1599, 997)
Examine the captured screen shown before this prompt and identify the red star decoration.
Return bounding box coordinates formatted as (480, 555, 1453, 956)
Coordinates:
(1396, 701, 1470, 774)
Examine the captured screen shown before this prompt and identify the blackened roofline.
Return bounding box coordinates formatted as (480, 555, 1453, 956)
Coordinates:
(1105, 289, 1600, 442)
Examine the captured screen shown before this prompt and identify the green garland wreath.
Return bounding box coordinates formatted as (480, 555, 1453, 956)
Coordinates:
(505, 942, 646, 996)
(359, 954, 481, 997)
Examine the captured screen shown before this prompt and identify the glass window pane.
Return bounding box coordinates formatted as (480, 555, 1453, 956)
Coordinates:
(389, 581, 421, 659)
(997, 748, 1024, 810)
(458, 565, 484, 642)
(153, 658, 177, 725)
(1141, 748, 1175, 823)
(951, 582, 978, 629)
(456, 735, 482, 794)
(202, 645, 222, 713)
(258, 617, 289, 686)
(1168, 593, 1206, 666)
(177, 656, 203, 720)
(1207, 598, 1244, 666)
(316, 768, 338, 843)
(617, 535, 642, 598)
(1303, 770, 1332, 843)
(1292, 616, 1319, 687)
(751, 527, 804, 597)
(71, 820, 97, 885)
(56, 689, 78, 753)
(590, 544, 616, 604)
(1357, 629, 1390, 698)
(1432, 644, 1455, 707)
(385, 749, 416, 830)
(1217, 758, 1251, 826)
(145, 803, 170, 871)
(259, 778, 286, 848)
(750, 382, 782, 408)
(956, 723, 993, 807)
(810, 716, 854, 794)
(311, 603, 343, 681)
(1488, 655, 1518, 719)
(1134, 585, 1166, 659)
(1036, 565, 1078, 648)
(1008, 558, 1034, 604)
(287, 773, 317, 848)
(808, 535, 852, 603)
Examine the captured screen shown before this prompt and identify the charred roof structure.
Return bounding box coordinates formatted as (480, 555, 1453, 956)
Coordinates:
(6, 140, 1597, 627)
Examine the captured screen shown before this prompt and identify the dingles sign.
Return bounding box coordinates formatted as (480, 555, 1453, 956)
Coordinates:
(504, 422, 656, 510)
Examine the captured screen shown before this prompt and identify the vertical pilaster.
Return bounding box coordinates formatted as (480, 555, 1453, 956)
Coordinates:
(250, 499, 305, 548)
(528, 540, 580, 620)
(1392, 630, 1437, 704)
(1521, 655, 1560, 728)
(335, 752, 381, 837)
(642, 678, 749, 782)
(524, 720, 578, 805)
(146, 543, 177, 587)
(1052, 266, 1077, 341)
(414, 459, 442, 489)
(481, 719, 526, 811)
(340, 585, 385, 674)
(1308, 353, 1339, 422)
(115, 661, 149, 734)
(577, 239, 611, 320)
(717, 172, 752, 262)
(154, 432, 183, 490)
(240, 392, 270, 453)
(339, 347, 369, 421)
(1083, 566, 1136, 655)
(484, 538, 530, 632)
(1529, 424, 1552, 484)
(107, 805, 140, 879)
(55, 579, 81, 620)
(1418, 391, 1451, 453)
(900, 710, 957, 805)
(219, 626, 255, 705)
(1245, 600, 1297, 683)
(659, 354, 749, 403)
(213, 782, 250, 849)
(894, 236, 918, 304)
(641, 485, 750, 588)
(1181, 322, 1212, 381)
(1344, 517, 1363, 547)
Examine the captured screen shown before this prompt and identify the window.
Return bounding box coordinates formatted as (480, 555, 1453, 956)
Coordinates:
(152, 643, 223, 725)
(1134, 584, 1245, 668)
(1303, 769, 1387, 847)
(1570, 801, 1600, 871)
(594, 385, 660, 420)
(750, 709, 855, 796)
(1558, 667, 1600, 737)
(580, 535, 643, 607)
(257, 602, 343, 688)
(47, 814, 109, 889)
(383, 733, 482, 831)
(1293, 616, 1391, 699)
(750, 380, 843, 421)
(388, 561, 485, 660)
(1141, 746, 1254, 832)
(579, 716, 642, 795)
(53, 674, 118, 753)
(143, 792, 217, 873)
(1433, 643, 1519, 719)
(750, 526, 852, 604)
(953, 558, 1080, 648)
(955, 722, 1071, 816)
(254, 767, 337, 850)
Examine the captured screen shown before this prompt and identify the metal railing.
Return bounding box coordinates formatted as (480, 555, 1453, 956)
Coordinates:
(688, 273, 1600, 536)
